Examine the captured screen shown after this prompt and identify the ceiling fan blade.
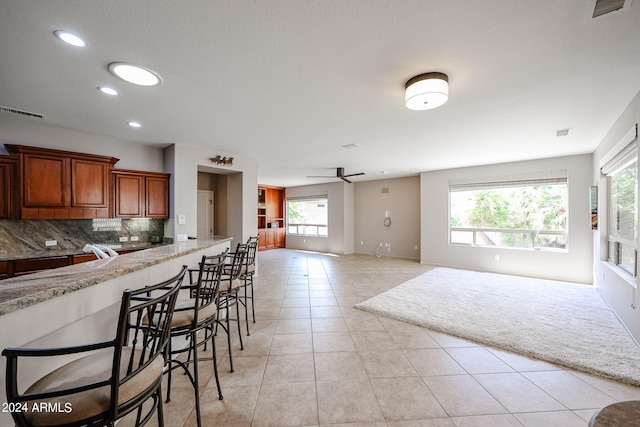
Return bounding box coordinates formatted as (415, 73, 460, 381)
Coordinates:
(343, 172, 365, 177)
(340, 176, 353, 184)
(307, 175, 335, 178)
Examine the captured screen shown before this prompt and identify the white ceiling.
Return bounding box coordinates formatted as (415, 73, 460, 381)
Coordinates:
(1, 0, 639, 187)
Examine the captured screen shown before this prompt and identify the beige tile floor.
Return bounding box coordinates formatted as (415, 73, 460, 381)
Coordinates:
(126, 248, 640, 427)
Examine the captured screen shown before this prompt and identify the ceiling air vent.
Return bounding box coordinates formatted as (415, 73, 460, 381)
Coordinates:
(0, 105, 46, 120)
(592, 0, 629, 18)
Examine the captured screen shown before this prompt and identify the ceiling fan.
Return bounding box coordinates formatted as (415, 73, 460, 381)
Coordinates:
(307, 167, 365, 184)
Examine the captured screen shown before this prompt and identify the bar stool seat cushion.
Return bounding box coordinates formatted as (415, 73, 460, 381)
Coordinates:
(240, 265, 255, 275)
(23, 347, 164, 426)
(219, 278, 242, 293)
(171, 298, 218, 328)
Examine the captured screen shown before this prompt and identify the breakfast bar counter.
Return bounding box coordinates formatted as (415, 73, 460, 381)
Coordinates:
(0, 236, 232, 316)
(0, 236, 233, 427)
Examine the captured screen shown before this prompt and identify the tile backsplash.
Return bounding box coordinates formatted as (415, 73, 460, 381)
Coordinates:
(0, 218, 165, 257)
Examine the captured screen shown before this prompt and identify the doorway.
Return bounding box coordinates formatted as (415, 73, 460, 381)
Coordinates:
(197, 190, 214, 237)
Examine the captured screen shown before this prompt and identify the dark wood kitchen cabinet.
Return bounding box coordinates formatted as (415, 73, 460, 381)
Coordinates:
(13, 256, 71, 276)
(5, 145, 118, 220)
(113, 170, 170, 218)
(0, 156, 18, 219)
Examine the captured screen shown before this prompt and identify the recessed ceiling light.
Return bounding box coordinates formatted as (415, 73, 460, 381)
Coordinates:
(54, 30, 86, 47)
(98, 86, 119, 96)
(127, 121, 142, 128)
(555, 128, 571, 137)
(109, 62, 161, 87)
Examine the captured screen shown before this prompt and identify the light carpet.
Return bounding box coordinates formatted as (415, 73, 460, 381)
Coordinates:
(355, 267, 640, 386)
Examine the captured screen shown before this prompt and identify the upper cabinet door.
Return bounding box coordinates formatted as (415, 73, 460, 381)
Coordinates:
(114, 173, 145, 218)
(0, 157, 17, 219)
(71, 159, 110, 208)
(145, 175, 169, 218)
(22, 153, 70, 207)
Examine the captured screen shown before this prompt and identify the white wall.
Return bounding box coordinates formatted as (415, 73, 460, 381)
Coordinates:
(592, 89, 640, 341)
(421, 154, 593, 283)
(354, 176, 421, 259)
(0, 115, 164, 171)
(285, 181, 354, 254)
(166, 143, 257, 245)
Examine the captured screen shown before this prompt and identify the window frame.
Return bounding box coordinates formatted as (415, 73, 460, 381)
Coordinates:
(448, 171, 569, 251)
(601, 124, 639, 278)
(286, 196, 329, 238)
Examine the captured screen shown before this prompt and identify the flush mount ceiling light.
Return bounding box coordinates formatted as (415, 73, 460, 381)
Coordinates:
(405, 72, 449, 110)
(54, 30, 86, 47)
(98, 86, 119, 96)
(109, 62, 161, 87)
(127, 121, 142, 128)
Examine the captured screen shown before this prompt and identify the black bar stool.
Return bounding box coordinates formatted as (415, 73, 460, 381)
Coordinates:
(217, 243, 247, 372)
(2, 266, 186, 427)
(164, 250, 228, 427)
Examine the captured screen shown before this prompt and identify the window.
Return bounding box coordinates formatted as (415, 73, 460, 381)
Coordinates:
(602, 125, 638, 277)
(287, 197, 328, 237)
(449, 171, 568, 250)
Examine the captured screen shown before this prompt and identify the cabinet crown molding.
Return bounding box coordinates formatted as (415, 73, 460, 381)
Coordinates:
(5, 144, 119, 165)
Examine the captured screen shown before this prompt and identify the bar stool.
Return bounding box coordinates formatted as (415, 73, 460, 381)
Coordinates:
(164, 250, 228, 427)
(2, 266, 186, 427)
(238, 235, 259, 335)
(217, 243, 247, 372)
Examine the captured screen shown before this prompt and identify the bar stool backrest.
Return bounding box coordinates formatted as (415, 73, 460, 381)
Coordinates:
(193, 249, 228, 322)
(227, 243, 248, 280)
(112, 265, 187, 417)
(245, 236, 259, 269)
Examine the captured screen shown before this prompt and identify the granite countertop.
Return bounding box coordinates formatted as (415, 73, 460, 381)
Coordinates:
(1, 242, 168, 261)
(0, 236, 232, 316)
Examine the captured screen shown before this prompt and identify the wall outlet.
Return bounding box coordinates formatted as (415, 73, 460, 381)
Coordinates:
(494, 254, 500, 261)
(414, 245, 419, 250)
(177, 214, 186, 225)
(385, 211, 391, 218)
(45, 240, 57, 247)
(119, 236, 129, 242)
(130, 236, 139, 242)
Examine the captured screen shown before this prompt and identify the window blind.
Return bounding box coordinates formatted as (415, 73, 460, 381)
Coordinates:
(286, 195, 328, 201)
(600, 124, 639, 176)
(448, 170, 567, 192)
(601, 140, 638, 176)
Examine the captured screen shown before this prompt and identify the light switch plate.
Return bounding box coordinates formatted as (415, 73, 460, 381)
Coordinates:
(45, 240, 57, 247)
(130, 236, 139, 241)
(177, 234, 188, 241)
(119, 236, 128, 242)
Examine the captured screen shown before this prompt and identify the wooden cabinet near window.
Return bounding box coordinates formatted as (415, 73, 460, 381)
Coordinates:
(258, 185, 285, 251)
(5, 145, 118, 220)
(0, 156, 18, 219)
(113, 170, 170, 218)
